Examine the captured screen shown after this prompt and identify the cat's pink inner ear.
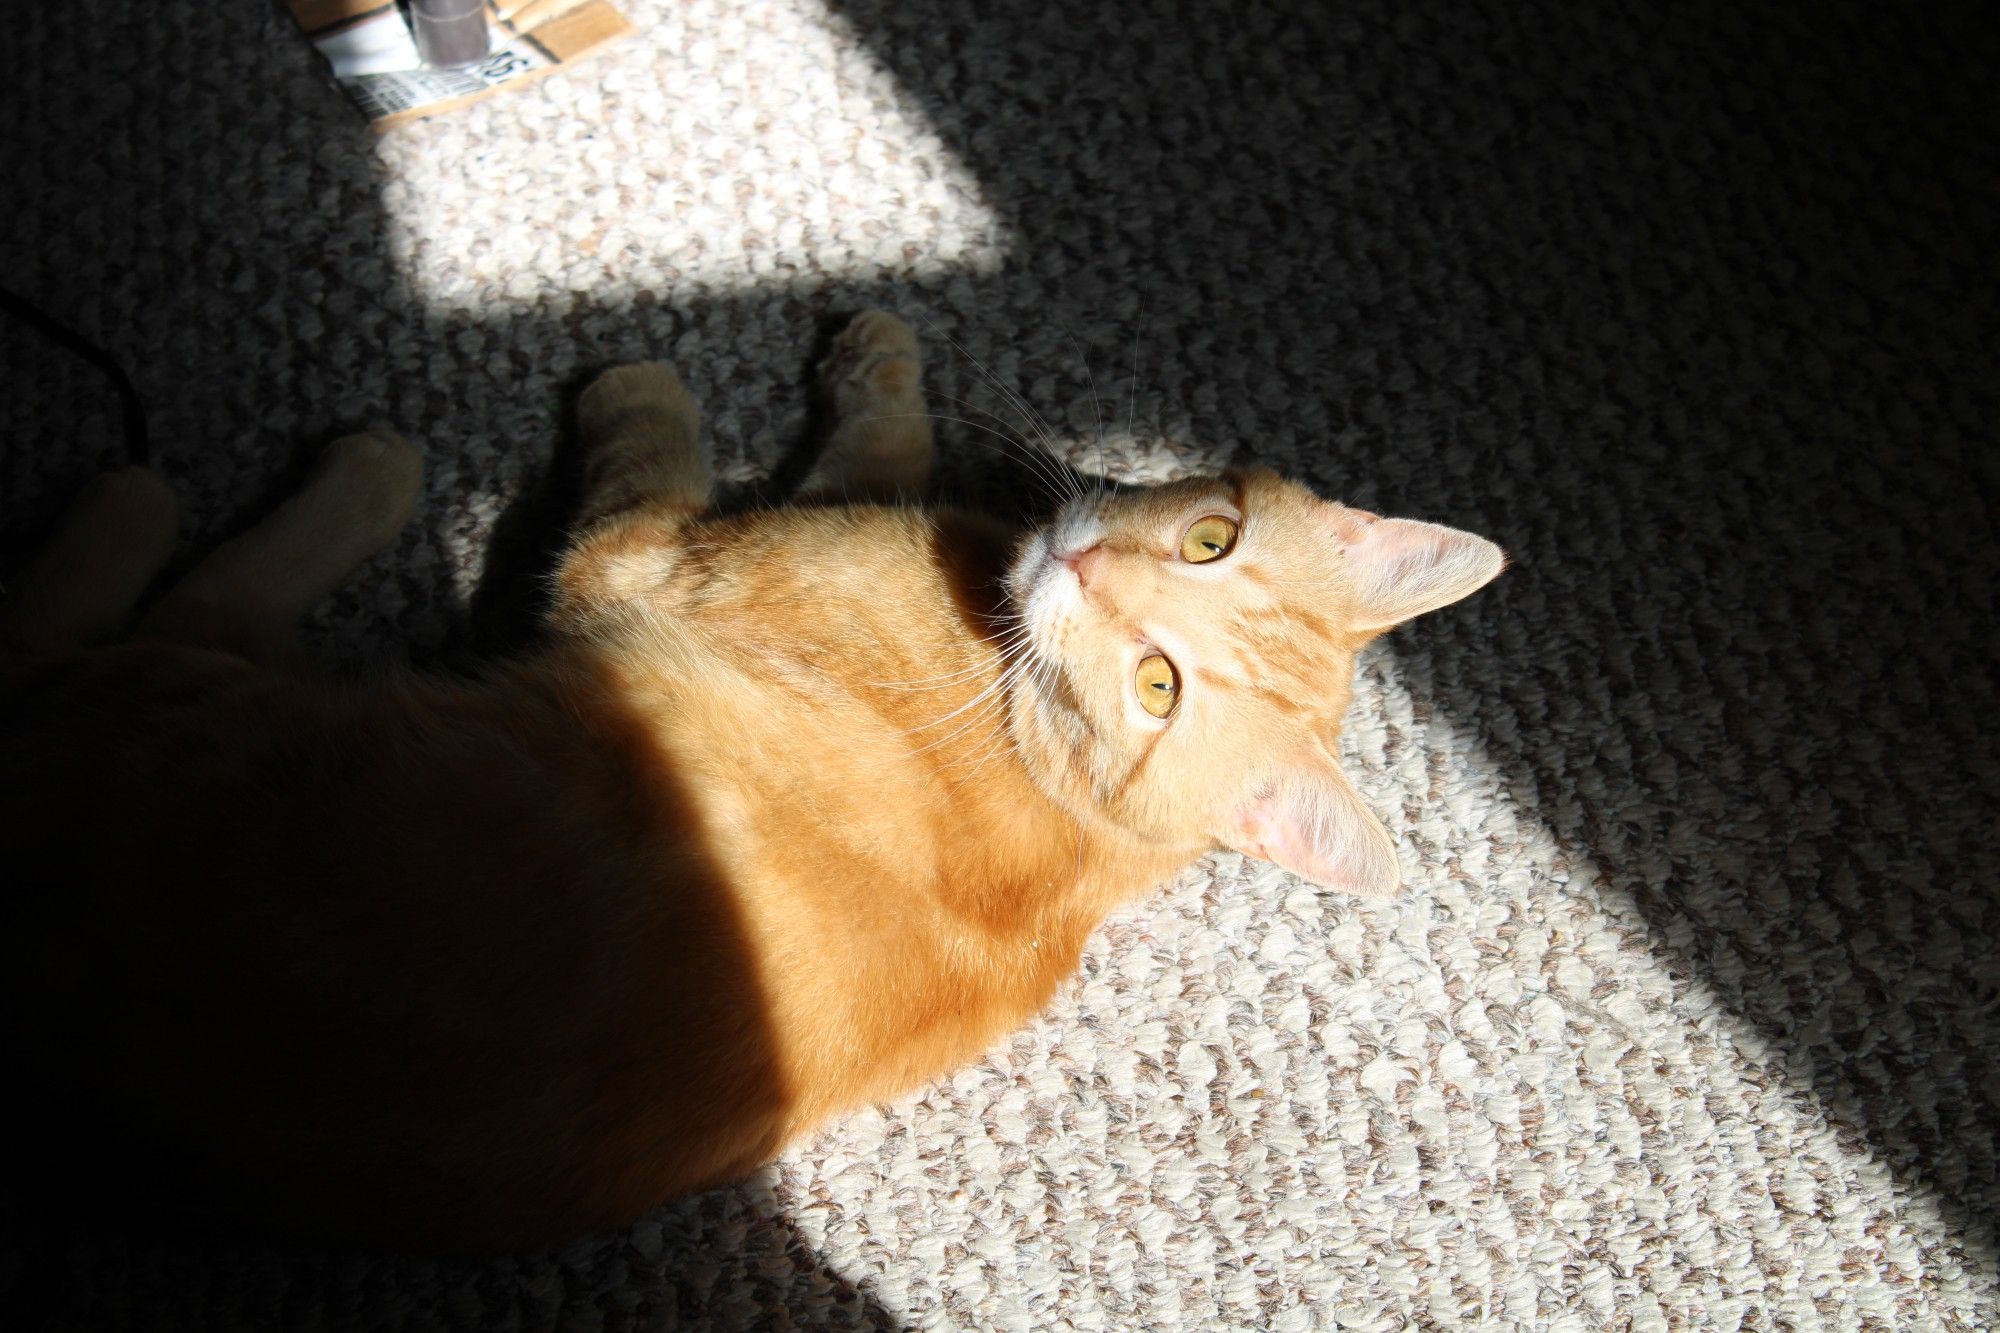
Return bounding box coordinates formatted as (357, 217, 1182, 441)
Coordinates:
(1327, 507, 1506, 632)
(1223, 766, 1402, 897)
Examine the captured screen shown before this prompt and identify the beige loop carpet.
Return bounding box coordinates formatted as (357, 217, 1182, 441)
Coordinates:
(2, 0, 1996, 1328)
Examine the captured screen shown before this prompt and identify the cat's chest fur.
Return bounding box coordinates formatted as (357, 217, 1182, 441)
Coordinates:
(566, 503, 1185, 1103)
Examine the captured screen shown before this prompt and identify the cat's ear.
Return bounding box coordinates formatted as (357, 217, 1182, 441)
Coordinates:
(1326, 506, 1506, 633)
(1221, 761, 1402, 897)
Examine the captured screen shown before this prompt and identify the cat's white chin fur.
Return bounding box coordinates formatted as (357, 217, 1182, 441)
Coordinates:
(1009, 516, 1107, 663)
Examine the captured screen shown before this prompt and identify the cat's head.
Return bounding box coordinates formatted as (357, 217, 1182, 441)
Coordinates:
(1004, 467, 1503, 896)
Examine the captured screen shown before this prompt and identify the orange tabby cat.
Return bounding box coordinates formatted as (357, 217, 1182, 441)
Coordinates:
(0, 312, 1502, 1251)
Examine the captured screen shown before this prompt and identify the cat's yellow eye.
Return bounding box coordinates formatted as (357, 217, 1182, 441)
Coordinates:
(1180, 515, 1239, 563)
(1135, 653, 1180, 718)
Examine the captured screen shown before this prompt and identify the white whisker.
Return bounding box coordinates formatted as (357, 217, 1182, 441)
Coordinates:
(1064, 326, 1112, 506)
(864, 625, 1034, 692)
(898, 647, 1031, 741)
(855, 409, 1073, 508)
(906, 669, 1021, 756)
(923, 390, 1084, 499)
(920, 315, 1081, 505)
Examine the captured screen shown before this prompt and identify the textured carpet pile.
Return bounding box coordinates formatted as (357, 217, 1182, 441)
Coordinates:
(2, 0, 1996, 1328)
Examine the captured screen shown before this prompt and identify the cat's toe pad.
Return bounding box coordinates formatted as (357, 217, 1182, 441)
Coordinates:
(819, 311, 923, 413)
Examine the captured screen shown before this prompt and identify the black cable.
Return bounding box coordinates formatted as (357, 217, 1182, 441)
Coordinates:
(0, 286, 150, 468)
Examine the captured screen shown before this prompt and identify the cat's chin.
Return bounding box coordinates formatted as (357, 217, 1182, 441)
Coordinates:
(1005, 527, 1081, 645)
(1007, 501, 1104, 605)
(1007, 526, 1059, 590)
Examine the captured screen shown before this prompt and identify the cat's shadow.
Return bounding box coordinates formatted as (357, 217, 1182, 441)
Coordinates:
(1, 1171, 898, 1333)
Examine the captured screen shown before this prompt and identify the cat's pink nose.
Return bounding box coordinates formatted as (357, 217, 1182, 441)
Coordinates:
(1060, 544, 1106, 589)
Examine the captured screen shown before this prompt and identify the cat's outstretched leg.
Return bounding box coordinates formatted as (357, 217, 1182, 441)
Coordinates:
(138, 431, 421, 660)
(0, 467, 178, 653)
(548, 363, 712, 630)
(798, 311, 933, 503)
(573, 363, 712, 527)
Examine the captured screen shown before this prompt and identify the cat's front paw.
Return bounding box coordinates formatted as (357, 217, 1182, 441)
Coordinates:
(817, 311, 923, 417)
(579, 362, 698, 440)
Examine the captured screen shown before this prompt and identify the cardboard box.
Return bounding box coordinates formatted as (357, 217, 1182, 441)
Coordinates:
(288, 0, 632, 129)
